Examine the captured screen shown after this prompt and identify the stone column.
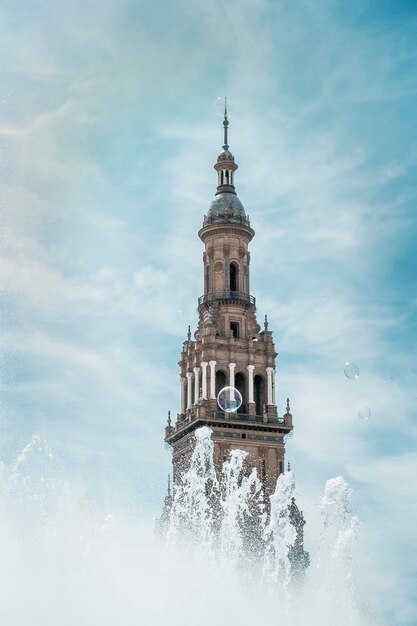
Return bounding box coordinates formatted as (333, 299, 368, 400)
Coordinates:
(266, 367, 274, 405)
(247, 365, 255, 403)
(201, 362, 208, 399)
(180, 376, 186, 414)
(194, 367, 200, 405)
(272, 369, 276, 405)
(228, 362, 236, 388)
(209, 360, 216, 399)
(186, 372, 193, 410)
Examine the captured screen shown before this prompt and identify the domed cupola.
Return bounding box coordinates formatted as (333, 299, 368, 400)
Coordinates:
(205, 98, 249, 227)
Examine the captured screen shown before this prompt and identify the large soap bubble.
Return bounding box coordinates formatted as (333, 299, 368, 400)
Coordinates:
(217, 386, 242, 413)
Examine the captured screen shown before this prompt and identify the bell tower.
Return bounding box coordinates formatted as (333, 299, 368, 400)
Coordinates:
(165, 101, 294, 497)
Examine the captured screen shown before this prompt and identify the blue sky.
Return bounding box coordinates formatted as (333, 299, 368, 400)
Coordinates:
(1, 0, 417, 623)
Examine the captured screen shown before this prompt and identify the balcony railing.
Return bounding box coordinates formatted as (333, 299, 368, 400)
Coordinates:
(198, 291, 256, 307)
(202, 213, 251, 228)
(206, 411, 284, 425)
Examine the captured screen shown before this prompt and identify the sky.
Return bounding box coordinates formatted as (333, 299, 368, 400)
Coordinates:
(0, 0, 417, 623)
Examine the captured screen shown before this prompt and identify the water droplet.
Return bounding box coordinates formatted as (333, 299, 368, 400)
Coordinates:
(177, 309, 184, 319)
(217, 386, 242, 413)
(358, 406, 371, 420)
(344, 362, 359, 379)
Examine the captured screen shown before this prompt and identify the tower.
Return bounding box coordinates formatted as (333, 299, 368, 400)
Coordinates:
(164, 102, 294, 497)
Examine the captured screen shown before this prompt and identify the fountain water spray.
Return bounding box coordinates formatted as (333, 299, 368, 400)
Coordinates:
(0, 427, 384, 626)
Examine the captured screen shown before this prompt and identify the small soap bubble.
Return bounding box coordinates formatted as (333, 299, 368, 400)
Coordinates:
(177, 308, 184, 319)
(358, 406, 371, 420)
(217, 386, 242, 413)
(344, 362, 359, 379)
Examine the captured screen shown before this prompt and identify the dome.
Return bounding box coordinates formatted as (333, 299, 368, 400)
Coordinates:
(207, 192, 246, 223)
(217, 149, 235, 162)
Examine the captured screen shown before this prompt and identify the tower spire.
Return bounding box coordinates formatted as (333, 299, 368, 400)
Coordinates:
(223, 97, 229, 150)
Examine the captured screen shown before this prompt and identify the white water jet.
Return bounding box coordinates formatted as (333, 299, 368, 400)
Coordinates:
(263, 470, 296, 585)
(219, 449, 264, 568)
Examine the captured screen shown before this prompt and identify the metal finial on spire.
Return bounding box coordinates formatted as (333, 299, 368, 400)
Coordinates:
(223, 96, 229, 150)
(287, 460, 291, 472)
(167, 410, 171, 427)
(264, 314, 269, 331)
(286, 397, 291, 414)
(187, 325, 191, 341)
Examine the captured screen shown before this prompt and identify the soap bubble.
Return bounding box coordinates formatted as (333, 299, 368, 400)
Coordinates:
(358, 406, 371, 420)
(344, 362, 359, 379)
(213, 96, 234, 117)
(217, 386, 242, 413)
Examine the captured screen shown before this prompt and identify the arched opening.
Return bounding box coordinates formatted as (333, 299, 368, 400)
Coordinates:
(225, 170, 229, 184)
(215, 370, 227, 403)
(229, 262, 239, 292)
(254, 374, 265, 416)
(235, 372, 246, 414)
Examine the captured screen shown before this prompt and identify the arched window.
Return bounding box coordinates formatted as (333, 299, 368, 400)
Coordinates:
(230, 321, 239, 338)
(229, 262, 239, 292)
(254, 374, 265, 416)
(235, 372, 246, 414)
